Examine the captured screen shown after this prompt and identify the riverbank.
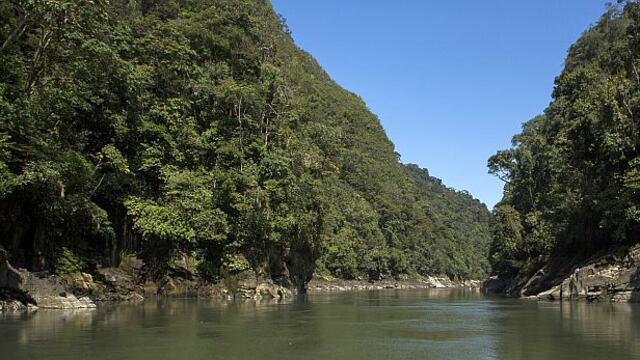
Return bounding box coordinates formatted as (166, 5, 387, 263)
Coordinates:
(307, 275, 481, 293)
(0, 253, 482, 312)
(483, 244, 640, 303)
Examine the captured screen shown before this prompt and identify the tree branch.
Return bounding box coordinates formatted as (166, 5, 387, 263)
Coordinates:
(0, 12, 30, 53)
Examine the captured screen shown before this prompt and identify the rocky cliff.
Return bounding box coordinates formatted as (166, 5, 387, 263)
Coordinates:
(484, 244, 640, 303)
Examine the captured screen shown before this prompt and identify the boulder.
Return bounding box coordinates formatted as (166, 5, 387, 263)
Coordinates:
(230, 270, 258, 299)
(255, 282, 292, 300)
(520, 269, 547, 296)
(18, 272, 97, 309)
(426, 276, 456, 288)
(0, 299, 27, 311)
(255, 282, 279, 298)
(96, 267, 145, 302)
(537, 285, 561, 301)
(1, 264, 100, 310)
(236, 271, 258, 290)
(36, 294, 96, 309)
(221, 271, 296, 300)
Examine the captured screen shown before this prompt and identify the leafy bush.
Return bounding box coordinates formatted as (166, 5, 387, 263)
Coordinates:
(56, 248, 87, 275)
(222, 254, 251, 274)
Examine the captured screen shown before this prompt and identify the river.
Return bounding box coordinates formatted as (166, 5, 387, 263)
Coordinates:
(1, 288, 638, 359)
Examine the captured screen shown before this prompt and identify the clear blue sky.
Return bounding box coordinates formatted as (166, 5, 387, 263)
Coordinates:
(270, 1, 608, 208)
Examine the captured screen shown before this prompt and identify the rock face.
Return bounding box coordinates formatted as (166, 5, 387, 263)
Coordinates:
(0, 267, 99, 310)
(1, 248, 107, 310)
(526, 245, 640, 302)
(0, 255, 36, 309)
(18, 271, 98, 309)
(1, 253, 302, 311)
(0, 255, 24, 290)
(35, 294, 96, 309)
(96, 267, 146, 302)
(0, 299, 37, 312)
(229, 271, 293, 300)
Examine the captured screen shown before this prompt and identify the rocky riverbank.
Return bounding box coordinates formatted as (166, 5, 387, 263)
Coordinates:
(483, 244, 640, 303)
(0, 252, 301, 312)
(0, 270, 298, 312)
(0, 259, 141, 312)
(1, 251, 482, 312)
(0, 273, 293, 312)
(307, 275, 481, 293)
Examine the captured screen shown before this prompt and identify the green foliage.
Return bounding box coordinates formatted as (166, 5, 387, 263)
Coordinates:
(489, 205, 524, 273)
(489, 1, 640, 279)
(55, 247, 86, 275)
(222, 253, 251, 274)
(403, 165, 492, 278)
(0, 0, 491, 282)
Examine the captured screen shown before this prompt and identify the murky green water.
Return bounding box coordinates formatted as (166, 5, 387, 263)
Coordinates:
(1, 288, 639, 360)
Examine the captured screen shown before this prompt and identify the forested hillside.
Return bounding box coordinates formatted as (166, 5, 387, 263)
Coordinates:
(0, 0, 490, 290)
(488, 1, 640, 290)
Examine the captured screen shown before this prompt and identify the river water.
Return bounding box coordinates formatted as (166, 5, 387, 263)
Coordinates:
(0, 288, 638, 360)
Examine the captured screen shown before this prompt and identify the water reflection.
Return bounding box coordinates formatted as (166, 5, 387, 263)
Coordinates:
(0, 290, 638, 360)
(492, 300, 640, 359)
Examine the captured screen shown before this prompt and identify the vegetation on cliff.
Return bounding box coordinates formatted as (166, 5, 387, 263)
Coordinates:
(488, 1, 640, 287)
(0, 0, 490, 288)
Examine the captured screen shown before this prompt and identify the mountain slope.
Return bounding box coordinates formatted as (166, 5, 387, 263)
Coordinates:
(0, 0, 490, 289)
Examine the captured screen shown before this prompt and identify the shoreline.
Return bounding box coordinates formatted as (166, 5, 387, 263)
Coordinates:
(306, 276, 481, 293)
(0, 265, 483, 312)
(482, 244, 640, 303)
